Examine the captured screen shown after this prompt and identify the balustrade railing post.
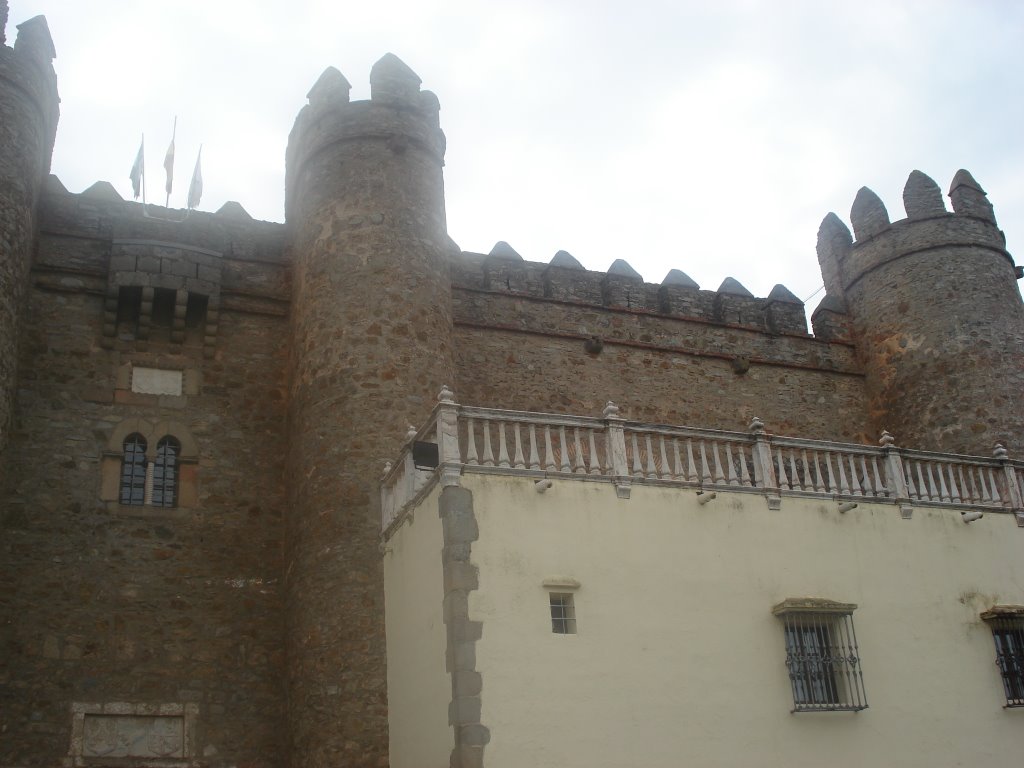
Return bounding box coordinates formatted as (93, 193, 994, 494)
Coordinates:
(879, 431, 913, 519)
(403, 424, 418, 504)
(380, 460, 394, 531)
(437, 385, 462, 488)
(749, 417, 781, 509)
(603, 401, 631, 499)
(993, 444, 1024, 526)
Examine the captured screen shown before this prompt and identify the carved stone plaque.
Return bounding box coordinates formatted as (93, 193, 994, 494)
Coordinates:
(82, 715, 184, 758)
(131, 367, 183, 396)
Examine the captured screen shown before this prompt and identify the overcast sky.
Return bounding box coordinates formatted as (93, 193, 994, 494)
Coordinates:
(8, 0, 1024, 309)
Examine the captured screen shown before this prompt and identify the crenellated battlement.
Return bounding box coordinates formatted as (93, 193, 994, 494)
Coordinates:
(816, 169, 1011, 303)
(284, 53, 445, 222)
(452, 242, 808, 336)
(0, 9, 59, 451)
(812, 168, 1024, 455)
(2, 7, 1023, 764)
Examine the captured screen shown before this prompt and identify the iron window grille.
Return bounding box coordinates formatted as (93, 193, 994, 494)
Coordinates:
(549, 593, 576, 634)
(119, 433, 148, 505)
(152, 436, 181, 508)
(981, 607, 1024, 707)
(772, 599, 867, 712)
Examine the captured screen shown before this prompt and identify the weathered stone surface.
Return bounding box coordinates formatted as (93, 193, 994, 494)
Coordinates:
(949, 168, 997, 224)
(607, 258, 642, 279)
(850, 186, 890, 241)
(284, 60, 453, 767)
(369, 52, 421, 105)
(306, 66, 350, 106)
(488, 240, 522, 260)
(550, 249, 583, 269)
(717, 277, 753, 297)
(834, 193, 1023, 453)
(816, 212, 853, 300)
(662, 269, 699, 289)
(767, 284, 801, 304)
(81, 180, 123, 201)
(902, 169, 945, 219)
(2, 16, 1023, 768)
(215, 200, 252, 220)
(0, 12, 59, 454)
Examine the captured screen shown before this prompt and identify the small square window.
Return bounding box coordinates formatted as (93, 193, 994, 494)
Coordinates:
(549, 593, 576, 634)
(981, 608, 1024, 707)
(773, 599, 867, 712)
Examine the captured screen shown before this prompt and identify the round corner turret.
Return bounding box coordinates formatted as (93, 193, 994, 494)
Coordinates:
(285, 56, 446, 226)
(0, 7, 61, 452)
(819, 170, 1024, 454)
(283, 53, 454, 767)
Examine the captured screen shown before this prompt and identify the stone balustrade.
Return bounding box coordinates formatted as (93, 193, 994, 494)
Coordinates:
(380, 388, 1024, 533)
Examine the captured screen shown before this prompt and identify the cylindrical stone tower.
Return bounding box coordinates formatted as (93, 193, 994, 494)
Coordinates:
(816, 169, 1024, 454)
(284, 54, 455, 766)
(0, 11, 59, 452)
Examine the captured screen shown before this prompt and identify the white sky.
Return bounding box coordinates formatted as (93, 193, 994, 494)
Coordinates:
(8, 0, 1024, 308)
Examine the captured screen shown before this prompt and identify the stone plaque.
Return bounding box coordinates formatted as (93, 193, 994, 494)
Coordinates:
(82, 714, 184, 758)
(131, 367, 183, 396)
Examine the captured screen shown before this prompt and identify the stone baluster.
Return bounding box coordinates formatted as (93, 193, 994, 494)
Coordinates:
(437, 386, 462, 488)
(993, 444, 1024, 527)
(380, 460, 394, 530)
(603, 402, 631, 499)
(749, 417, 781, 510)
(879, 431, 912, 519)
(403, 424, 418, 503)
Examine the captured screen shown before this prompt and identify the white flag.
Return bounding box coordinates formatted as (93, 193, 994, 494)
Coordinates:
(187, 148, 203, 210)
(163, 136, 175, 195)
(129, 138, 144, 200)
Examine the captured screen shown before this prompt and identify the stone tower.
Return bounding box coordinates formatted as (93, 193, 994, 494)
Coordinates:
(816, 169, 1024, 454)
(284, 54, 455, 766)
(0, 8, 59, 451)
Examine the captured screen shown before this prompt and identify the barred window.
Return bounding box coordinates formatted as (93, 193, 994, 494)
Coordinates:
(152, 436, 180, 508)
(119, 434, 147, 505)
(549, 593, 576, 634)
(773, 599, 867, 712)
(981, 608, 1024, 707)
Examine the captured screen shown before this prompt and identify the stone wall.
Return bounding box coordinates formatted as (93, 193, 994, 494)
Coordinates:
(451, 281, 869, 443)
(283, 56, 454, 768)
(0, 16, 58, 452)
(819, 171, 1024, 454)
(0, 185, 290, 768)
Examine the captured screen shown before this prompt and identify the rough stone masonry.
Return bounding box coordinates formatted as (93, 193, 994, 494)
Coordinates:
(1, 3, 1022, 767)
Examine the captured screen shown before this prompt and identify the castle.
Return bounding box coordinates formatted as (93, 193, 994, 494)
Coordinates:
(2, 4, 1023, 768)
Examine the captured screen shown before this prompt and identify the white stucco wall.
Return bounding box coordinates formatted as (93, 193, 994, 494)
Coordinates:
(464, 474, 1024, 768)
(382, 485, 453, 768)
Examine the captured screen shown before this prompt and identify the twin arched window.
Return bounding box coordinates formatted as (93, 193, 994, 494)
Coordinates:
(119, 434, 181, 507)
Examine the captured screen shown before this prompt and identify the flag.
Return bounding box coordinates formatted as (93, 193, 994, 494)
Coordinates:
(187, 147, 203, 210)
(163, 135, 175, 196)
(129, 138, 144, 200)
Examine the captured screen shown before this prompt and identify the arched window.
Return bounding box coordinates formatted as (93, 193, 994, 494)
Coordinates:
(120, 433, 147, 505)
(103, 420, 197, 509)
(152, 436, 181, 507)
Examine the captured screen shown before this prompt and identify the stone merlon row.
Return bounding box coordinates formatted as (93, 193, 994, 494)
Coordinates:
(44, 175, 258, 222)
(836, 168, 1000, 243)
(815, 168, 1016, 315)
(452, 242, 810, 337)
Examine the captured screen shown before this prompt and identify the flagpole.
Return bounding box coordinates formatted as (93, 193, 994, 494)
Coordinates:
(165, 116, 176, 208)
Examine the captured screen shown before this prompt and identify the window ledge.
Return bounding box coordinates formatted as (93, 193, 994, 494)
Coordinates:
(772, 598, 857, 616)
(981, 605, 1024, 621)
